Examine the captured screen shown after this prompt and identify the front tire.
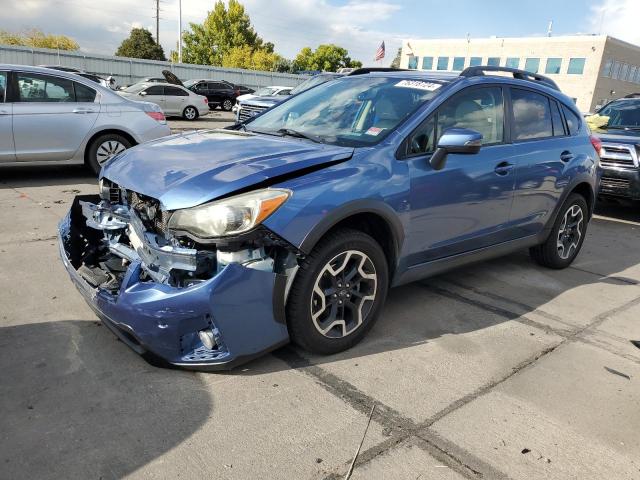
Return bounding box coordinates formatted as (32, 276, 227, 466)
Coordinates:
(530, 193, 588, 269)
(86, 133, 131, 175)
(222, 98, 234, 111)
(183, 106, 199, 120)
(286, 229, 389, 355)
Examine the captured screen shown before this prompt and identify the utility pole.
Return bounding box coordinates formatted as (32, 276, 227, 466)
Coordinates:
(178, 0, 182, 63)
(154, 0, 160, 44)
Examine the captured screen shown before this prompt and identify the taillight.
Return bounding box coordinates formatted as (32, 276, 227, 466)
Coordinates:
(204, 97, 208, 104)
(146, 111, 166, 124)
(235, 89, 240, 96)
(590, 135, 602, 155)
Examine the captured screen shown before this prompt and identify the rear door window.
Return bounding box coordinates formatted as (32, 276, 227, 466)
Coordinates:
(0, 72, 6, 102)
(74, 82, 97, 102)
(511, 88, 554, 140)
(550, 100, 566, 136)
(16, 73, 75, 102)
(561, 105, 581, 135)
(165, 86, 188, 96)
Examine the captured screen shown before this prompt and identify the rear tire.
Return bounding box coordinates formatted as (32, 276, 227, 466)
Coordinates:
(86, 133, 131, 175)
(182, 106, 199, 121)
(286, 229, 389, 355)
(222, 98, 234, 111)
(530, 193, 588, 269)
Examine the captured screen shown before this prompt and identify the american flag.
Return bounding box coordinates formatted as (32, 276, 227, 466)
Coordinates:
(374, 41, 385, 61)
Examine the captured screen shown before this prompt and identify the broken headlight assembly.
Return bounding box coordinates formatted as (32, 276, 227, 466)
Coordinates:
(168, 188, 291, 238)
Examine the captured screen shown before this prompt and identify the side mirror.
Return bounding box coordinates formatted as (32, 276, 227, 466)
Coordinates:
(138, 91, 147, 96)
(430, 128, 482, 171)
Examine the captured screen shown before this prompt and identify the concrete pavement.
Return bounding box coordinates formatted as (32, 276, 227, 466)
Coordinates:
(1, 164, 639, 479)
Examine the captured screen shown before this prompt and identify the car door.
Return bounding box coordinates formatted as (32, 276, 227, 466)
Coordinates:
(12, 71, 99, 162)
(208, 82, 224, 105)
(164, 86, 188, 115)
(141, 85, 166, 111)
(404, 85, 517, 266)
(507, 87, 568, 237)
(0, 70, 15, 162)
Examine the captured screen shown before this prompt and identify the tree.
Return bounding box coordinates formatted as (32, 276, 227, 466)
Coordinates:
(0, 28, 78, 50)
(181, 0, 265, 66)
(115, 28, 166, 61)
(220, 45, 281, 71)
(390, 47, 402, 69)
(292, 44, 362, 72)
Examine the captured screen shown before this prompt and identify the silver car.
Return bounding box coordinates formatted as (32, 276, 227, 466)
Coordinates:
(118, 82, 209, 121)
(0, 64, 171, 174)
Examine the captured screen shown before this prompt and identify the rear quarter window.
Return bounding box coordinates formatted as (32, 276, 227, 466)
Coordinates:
(561, 105, 581, 135)
(74, 82, 96, 102)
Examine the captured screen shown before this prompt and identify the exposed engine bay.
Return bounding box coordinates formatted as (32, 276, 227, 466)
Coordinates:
(65, 186, 300, 296)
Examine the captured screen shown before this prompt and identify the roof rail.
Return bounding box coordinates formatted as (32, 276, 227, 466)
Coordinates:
(459, 65, 560, 91)
(348, 67, 408, 76)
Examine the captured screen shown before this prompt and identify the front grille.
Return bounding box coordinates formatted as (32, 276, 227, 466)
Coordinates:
(600, 144, 638, 169)
(238, 104, 268, 122)
(126, 190, 171, 234)
(600, 177, 631, 190)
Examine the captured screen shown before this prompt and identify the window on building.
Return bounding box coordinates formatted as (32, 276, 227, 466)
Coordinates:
(601, 58, 613, 77)
(469, 57, 482, 67)
(567, 58, 586, 75)
(545, 58, 562, 74)
(487, 57, 500, 67)
(505, 57, 520, 69)
(629, 66, 638, 84)
(620, 63, 629, 81)
(511, 88, 553, 140)
(437, 56, 449, 70)
(525, 58, 540, 73)
(635, 68, 640, 84)
(421, 56, 433, 70)
(612, 61, 621, 79)
(408, 56, 418, 69)
(452, 57, 465, 71)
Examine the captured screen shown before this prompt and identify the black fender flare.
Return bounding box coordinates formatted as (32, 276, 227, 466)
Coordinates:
(541, 174, 596, 240)
(298, 199, 406, 262)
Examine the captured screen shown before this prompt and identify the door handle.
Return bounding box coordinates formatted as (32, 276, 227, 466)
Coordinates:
(494, 161, 515, 176)
(72, 108, 97, 114)
(560, 150, 574, 162)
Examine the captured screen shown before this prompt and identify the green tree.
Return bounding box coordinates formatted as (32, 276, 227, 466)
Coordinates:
(181, 0, 265, 66)
(115, 28, 166, 61)
(220, 45, 281, 71)
(0, 28, 79, 50)
(390, 47, 402, 69)
(292, 44, 361, 72)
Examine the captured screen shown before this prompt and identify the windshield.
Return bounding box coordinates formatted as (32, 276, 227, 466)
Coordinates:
(123, 83, 147, 94)
(255, 87, 278, 96)
(247, 76, 443, 147)
(290, 74, 338, 95)
(597, 99, 640, 128)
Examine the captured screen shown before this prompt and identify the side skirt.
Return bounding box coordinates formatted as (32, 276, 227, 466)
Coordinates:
(392, 233, 542, 287)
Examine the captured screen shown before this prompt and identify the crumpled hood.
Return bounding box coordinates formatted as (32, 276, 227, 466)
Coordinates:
(101, 129, 353, 210)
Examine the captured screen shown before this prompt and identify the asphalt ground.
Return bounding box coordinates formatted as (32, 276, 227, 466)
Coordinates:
(1, 134, 639, 479)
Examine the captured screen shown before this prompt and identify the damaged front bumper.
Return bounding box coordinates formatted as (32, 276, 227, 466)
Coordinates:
(58, 195, 290, 370)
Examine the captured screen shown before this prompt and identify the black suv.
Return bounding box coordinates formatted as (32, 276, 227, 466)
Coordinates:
(590, 96, 640, 201)
(185, 80, 239, 111)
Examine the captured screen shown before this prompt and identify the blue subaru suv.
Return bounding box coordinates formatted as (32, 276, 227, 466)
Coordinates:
(59, 66, 600, 370)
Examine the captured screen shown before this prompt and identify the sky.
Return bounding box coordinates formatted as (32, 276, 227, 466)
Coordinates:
(0, 0, 639, 67)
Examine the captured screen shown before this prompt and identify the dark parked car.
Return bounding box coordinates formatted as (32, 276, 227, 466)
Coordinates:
(59, 66, 600, 370)
(184, 79, 239, 111)
(589, 97, 640, 201)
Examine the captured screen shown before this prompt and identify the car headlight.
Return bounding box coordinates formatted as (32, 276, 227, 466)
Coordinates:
(168, 188, 291, 238)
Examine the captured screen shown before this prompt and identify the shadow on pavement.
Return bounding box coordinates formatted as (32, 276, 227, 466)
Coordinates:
(0, 320, 212, 479)
(0, 165, 96, 189)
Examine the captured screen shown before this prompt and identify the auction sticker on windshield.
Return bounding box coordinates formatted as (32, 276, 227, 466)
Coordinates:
(365, 127, 384, 136)
(395, 80, 441, 91)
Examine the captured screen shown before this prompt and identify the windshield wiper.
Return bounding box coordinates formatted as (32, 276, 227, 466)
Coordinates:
(277, 128, 323, 143)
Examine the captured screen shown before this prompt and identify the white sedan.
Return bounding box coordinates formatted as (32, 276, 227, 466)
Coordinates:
(119, 82, 209, 120)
